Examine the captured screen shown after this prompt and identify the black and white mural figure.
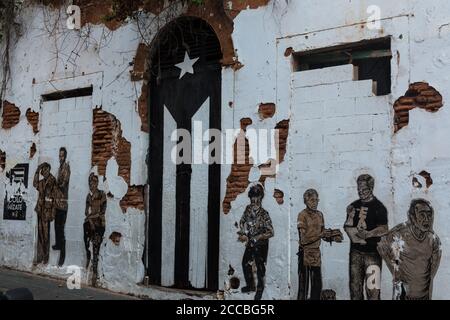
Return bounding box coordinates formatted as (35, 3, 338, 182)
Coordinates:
(297, 189, 343, 300)
(3, 164, 29, 220)
(238, 184, 274, 300)
(52, 147, 71, 266)
(377, 199, 441, 300)
(83, 173, 107, 286)
(33, 162, 56, 265)
(344, 174, 388, 300)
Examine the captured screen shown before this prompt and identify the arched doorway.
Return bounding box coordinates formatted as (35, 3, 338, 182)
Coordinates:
(147, 17, 222, 290)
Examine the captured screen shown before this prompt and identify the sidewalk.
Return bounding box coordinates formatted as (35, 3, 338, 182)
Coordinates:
(0, 267, 139, 300)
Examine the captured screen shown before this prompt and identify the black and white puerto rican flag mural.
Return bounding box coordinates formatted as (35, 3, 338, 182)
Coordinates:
(147, 17, 222, 291)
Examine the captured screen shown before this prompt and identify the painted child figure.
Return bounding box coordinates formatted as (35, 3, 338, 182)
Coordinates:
(238, 184, 274, 300)
(297, 189, 343, 300)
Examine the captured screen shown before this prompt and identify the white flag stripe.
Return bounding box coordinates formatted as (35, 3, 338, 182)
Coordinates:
(189, 98, 210, 288)
(161, 105, 177, 287)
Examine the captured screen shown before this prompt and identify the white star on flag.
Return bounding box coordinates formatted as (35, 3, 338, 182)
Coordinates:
(175, 52, 199, 79)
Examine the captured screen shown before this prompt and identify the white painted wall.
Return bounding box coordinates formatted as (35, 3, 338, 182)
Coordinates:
(1, 0, 450, 299)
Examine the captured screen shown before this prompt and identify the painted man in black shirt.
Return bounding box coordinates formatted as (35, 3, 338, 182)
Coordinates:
(344, 174, 388, 300)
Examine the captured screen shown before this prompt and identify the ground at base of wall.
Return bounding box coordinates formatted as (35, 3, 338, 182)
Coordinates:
(0, 266, 219, 300)
(0, 267, 138, 300)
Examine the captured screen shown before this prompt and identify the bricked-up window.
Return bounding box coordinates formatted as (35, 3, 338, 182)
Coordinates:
(293, 37, 391, 96)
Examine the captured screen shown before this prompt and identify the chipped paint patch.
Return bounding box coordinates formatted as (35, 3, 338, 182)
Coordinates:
(92, 107, 132, 184)
(109, 231, 122, 246)
(393, 82, 443, 132)
(419, 171, 433, 188)
(29, 143, 36, 159)
(222, 129, 251, 214)
(26, 108, 39, 134)
(131, 43, 149, 81)
(258, 103, 276, 120)
(273, 189, 284, 204)
(120, 185, 145, 213)
(0, 149, 5, 171)
(2, 101, 21, 129)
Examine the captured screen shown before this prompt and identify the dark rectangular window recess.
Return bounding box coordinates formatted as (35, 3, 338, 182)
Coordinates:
(293, 37, 392, 96)
(42, 85, 93, 102)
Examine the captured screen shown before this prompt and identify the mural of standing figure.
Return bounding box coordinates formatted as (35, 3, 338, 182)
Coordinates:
(344, 174, 388, 300)
(237, 184, 274, 300)
(52, 147, 71, 267)
(83, 173, 107, 286)
(297, 189, 343, 300)
(377, 199, 441, 300)
(33, 162, 56, 265)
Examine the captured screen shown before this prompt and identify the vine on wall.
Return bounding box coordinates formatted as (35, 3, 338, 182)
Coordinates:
(0, 0, 23, 103)
(0, 0, 218, 105)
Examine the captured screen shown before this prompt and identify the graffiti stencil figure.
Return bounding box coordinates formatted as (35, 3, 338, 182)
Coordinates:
(237, 184, 274, 300)
(378, 199, 441, 300)
(33, 162, 56, 265)
(83, 173, 107, 286)
(344, 174, 388, 300)
(52, 147, 71, 267)
(297, 189, 342, 300)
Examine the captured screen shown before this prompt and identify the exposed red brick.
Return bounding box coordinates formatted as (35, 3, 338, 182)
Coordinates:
(92, 108, 146, 213)
(181, 1, 236, 66)
(284, 47, 294, 57)
(138, 83, 149, 133)
(224, 118, 290, 211)
(92, 107, 131, 184)
(258, 103, 276, 120)
(275, 119, 289, 164)
(258, 120, 289, 183)
(73, 1, 272, 67)
(120, 185, 145, 213)
(2, 101, 20, 129)
(273, 189, 284, 205)
(30, 143, 36, 159)
(393, 82, 443, 132)
(240, 118, 252, 131)
(39, 0, 271, 68)
(419, 171, 433, 188)
(258, 160, 276, 185)
(109, 231, 122, 245)
(231, 62, 245, 71)
(0, 149, 5, 171)
(223, 130, 252, 214)
(26, 108, 39, 134)
(131, 43, 149, 81)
